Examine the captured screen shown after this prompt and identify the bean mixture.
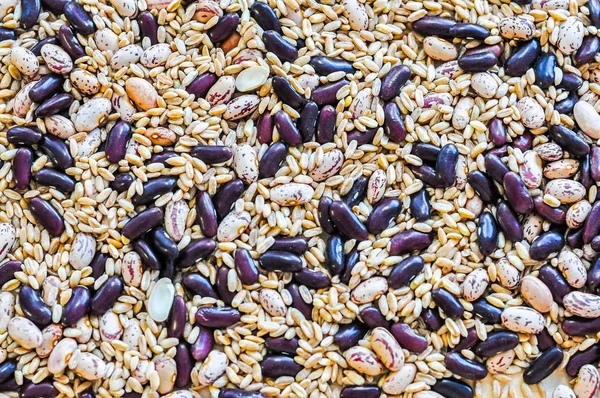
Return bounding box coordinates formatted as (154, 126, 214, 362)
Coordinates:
(4, 0, 600, 396)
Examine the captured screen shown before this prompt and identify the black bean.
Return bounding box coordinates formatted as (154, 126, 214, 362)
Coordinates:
(575, 35, 600, 66)
(176, 239, 216, 269)
(555, 91, 578, 114)
(432, 288, 464, 319)
(549, 125, 590, 157)
(316, 104, 335, 143)
(34, 168, 75, 193)
(29, 74, 63, 103)
(195, 307, 241, 328)
(13, 147, 33, 191)
(265, 336, 299, 354)
(0, 261, 22, 287)
(422, 308, 444, 330)
(559, 73, 583, 90)
(7, 126, 42, 145)
(259, 251, 303, 272)
(134, 239, 160, 270)
(317, 196, 335, 234)
(234, 248, 260, 285)
(195, 191, 217, 238)
(483, 153, 509, 184)
(31, 37, 59, 56)
(257, 112, 274, 144)
(567, 343, 600, 377)
(471, 299, 502, 324)
(488, 117, 507, 146)
(186, 73, 217, 99)
(536, 327, 556, 351)
(503, 172, 533, 214)
(64, 1, 95, 35)
(367, 198, 401, 235)
(274, 110, 302, 146)
(0, 361, 16, 385)
(208, 13, 239, 43)
(329, 200, 369, 240)
(149, 227, 178, 258)
(89, 252, 107, 280)
(523, 347, 563, 384)
(347, 127, 377, 145)
(432, 378, 474, 398)
(334, 321, 367, 350)
(339, 386, 380, 398)
(122, 207, 163, 240)
(35, 93, 74, 117)
(453, 328, 479, 352)
(436, 143, 459, 187)
(61, 286, 90, 326)
(250, 1, 281, 32)
(148, 151, 177, 165)
(388, 255, 424, 289)
(467, 171, 498, 204)
(529, 231, 565, 260)
(341, 248, 359, 285)
(533, 196, 566, 224)
(478, 211, 498, 256)
(40, 0, 68, 13)
(190, 145, 232, 164)
(325, 235, 345, 275)
(412, 16, 456, 36)
(343, 176, 368, 207)
(263, 30, 298, 62)
(21, 381, 59, 398)
(272, 76, 305, 109)
(390, 323, 428, 353)
(359, 306, 390, 329)
(91, 276, 122, 315)
(563, 316, 600, 336)
(412, 143, 440, 162)
(183, 273, 218, 299)
(496, 201, 523, 242)
(294, 268, 331, 289)
(297, 101, 318, 142)
(262, 356, 303, 378)
(448, 23, 489, 39)
(0, 28, 16, 42)
(444, 352, 487, 380)
(310, 56, 355, 75)
(138, 11, 158, 44)
(458, 51, 497, 72)
(271, 237, 308, 254)
(219, 390, 266, 398)
(287, 283, 312, 319)
(191, 326, 214, 361)
(259, 142, 287, 178)
(110, 173, 134, 193)
(505, 39, 540, 77)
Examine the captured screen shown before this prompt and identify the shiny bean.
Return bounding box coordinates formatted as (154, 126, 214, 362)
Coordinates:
(549, 125, 590, 157)
(529, 231, 565, 260)
(467, 171, 498, 203)
(195, 191, 217, 238)
(261, 355, 303, 378)
(412, 16, 457, 36)
(359, 306, 390, 329)
(503, 172, 534, 214)
(575, 35, 600, 66)
(213, 179, 244, 219)
(57, 25, 85, 60)
(472, 299, 502, 323)
(484, 153, 509, 183)
(209, 13, 239, 42)
(250, 1, 281, 32)
(259, 251, 303, 272)
(191, 327, 214, 361)
(272, 76, 305, 109)
(274, 110, 302, 146)
(28, 197, 64, 236)
(13, 147, 32, 191)
(0, 261, 22, 287)
(167, 295, 186, 338)
(380, 65, 411, 101)
(390, 323, 428, 353)
(329, 200, 368, 240)
(6, 126, 42, 145)
(539, 264, 572, 304)
(19, 286, 52, 327)
(182, 273, 218, 299)
(122, 207, 163, 240)
(559, 73, 583, 90)
(138, 11, 158, 44)
(410, 189, 431, 221)
(91, 276, 122, 315)
(35, 93, 74, 117)
(453, 328, 479, 352)
(195, 307, 241, 328)
(383, 102, 407, 143)
(64, 2, 95, 34)
(523, 347, 563, 384)
(334, 321, 367, 350)
(297, 101, 318, 142)
(444, 352, 487, 380)
(432, 379, 474, 398)
(21, 0, 41, 30)
(259, 142, 287, 178)
(311, 79, 349, 105)
(432, 288, 464, 319)
(474, 332, 519, 357)
(287, 283, 312, 319)
(388, 255, 424, 289)
(234, 248, 259, 285)
(505, 39, 540, 76)
(389, 230, 433, 255)
(478, 211, 498, 256)
(176, 239, 216, 269)
(29, 74, 63, 103)
(174, 343, 193, 388)
(458, 51, 497, 72)
(263, 30, 298, 62)
(105, 121, 132, 163)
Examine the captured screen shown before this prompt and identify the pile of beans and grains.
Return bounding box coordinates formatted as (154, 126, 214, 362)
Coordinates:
(7, 0, 600, 395)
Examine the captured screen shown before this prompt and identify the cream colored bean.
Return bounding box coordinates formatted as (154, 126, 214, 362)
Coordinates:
(193, 0, 222, 21)
(206, 76, 236, 106)
(155, 356, 177, 394)
(558, 251, 587, 288)
(496, 259, 521, 289)
(270, 183, 314, 206)
(0, 223, 15, 263)
(350, 277, 388, 304)
(545, 179, 586, 203)
(109, 0, 136, 17)
(367, 169, 387, 204)
(41, 44, 73, 74)
(544, 159, 579, 179)
(520, 150, 543, 189)
(164, 200, 189, 242)
(573, 364, 600, 398)
(148, 278, 175, 322)
(553, 385, 576, 398)
(423, 37, 458, 61)
(344, 346, 384, 376)
(73, 97, 111, 133)
(76, 128, 101, 157)
(140, 43, 172, 68)
(563, 292, 600, 318)
(123, 319, 141, 351)
(122, 251, 143, 287)
(13, 81, 36, 117)
(74, 352, 106, 381)
(381, 364, 416, 395)
(36, 324, 62, 358)
(517, 97, 545, 129)
(223, 95, 260, 120)
(100, 311, 123, 341)
(69, 232, 95, 270)
(536, 143, 563, 161)
(566, 201, 591, 229)
(462, 268, 489, 302)
(471, 72, 498, 99)
(370, 327, 404, 371)
(349, 88, 373, 118)
(520, 275, 553, 313)
(452, 97, 474, 130)
(498, 17, 535, 40)
(8, 316, 42, 349)
(342, 0, 368, 30)
(45, 115, 76, 139)
(574, 101, 600, 139)
(486, 349, 515, 374)
(126, 77, 159, 110)
(42, 276, 60, 307)
(501, 306, 545, 333)
(95, 28, 120, 52)
(144, 127, 177, 146)
(111, 45, 143, 70)
(556, 17, 584, 55)
(233, 144, 259, 184)
(309, 149, 344, 182)
(0, 292, 14, 333)
(259, 289, 287, 317)
(197, 351, 229, 385)
(10, 47, 39, 76)
(74, 317, 92, 344)
(236, 66, 269, 92)
(217, 211, 251, 242)
(47, 338, 77, 374)
(112, 94, 136, 123)
(523, 213, 544, 242)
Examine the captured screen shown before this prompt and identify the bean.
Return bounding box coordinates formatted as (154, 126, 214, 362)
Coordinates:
(122, 207, 163, 240)
(21, 382, 59, 398)
(182, 273, 218, 299)
(410, 164, 444, 188)
(575, 35, 600, 66)
(410, 189, 431, 221)
(13, 147, 32, 191)
(274, 110, 302, 146)
(166, 295, 186, 338)
(523, 347, 563, 384)
(458, 51, 497, 72)
(529, 231, 565, 260)
(453, 328, 479, 352)
(432, 379, 474, 398)
(474, 332, 519, 357)
(359, 306, 390, 329)
(449, 23, 490, 39)
(388, 255, 424, 289)
(432, 288, 464, 319)
(514, 131, 534, 150)
(0, 28, 17, 42)
(340, 386, 381, 398)
(555, 91, 578, 114)
(265, 336, 299, 354)
(384, 102, 407, 143)
(219, 390, 265, 398)
(176, 239, 216, 269)
(209, 13, 239, 42)
(35, 93, 74, 117)
(567, 343, 600, 377)
(548, 125, 590, 157)
(105, 121, 132, 163)
(505, 39, 540, 77)
(472, 299, 503, 324)
(484, 153, 509, 183)
(270, 237, 308, 255)
(261, 355, 303, 378)
(341, 248, 359, 285)
(390, 323, 428, 353)
(57, 25, 85, 60)
(444, 352, 487, 380)
(503, 172, 534, 214)
(329, 200, 368, 240)
(488, 117, 507, 146)
(317, 196, 335, 234)
(195, 307, 240, 327)
(91, 276, 122, 315)
(233, 248, 259, 285)
(132, 240, 159, 271)
(477, 211, 498, 256)
(256, 112, 274, 144)
(250, 1, 281, 32)
(347, 127, 377, 145)
(539, 264, 572, 304)
(64, 2, 95, 34)
(259, 251, 303, 272)
(297, 101, 318, 142)
(272, 76, 305, 109)
(343, 176, 368, 207)
(422, 308, 444, 330)
(21, 0, 40, 29)
(191, 327, 214, 361)
(562, 316, 600, 336)
(379, 65, 411, 101)
(389, 230, 433, 255)
(6, 126, 41, 145)
(263, 30, 298, 62)
(186, 73, 217, 99)
(29, 74, 63, 103)
(28, 197, 64, 237)
(287, 283, 312, 319)
(412, 16, 457, 36)
(435, 144, 459, 186)
(533, 196, 566, 224)
(0, 261, 21, 287)
(19, 285, 52, 327)
(61, 286, 90, 326)
(0, 361, 16, 385)
(467, 171, 497, 204)
(311, 79, 349, 105)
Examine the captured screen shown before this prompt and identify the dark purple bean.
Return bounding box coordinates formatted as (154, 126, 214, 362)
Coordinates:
(262, 355, 302, 378)
(294, 268, 331, 289)
(533, 196, 566, 224)
(478, 211, 498, 256)
(263, 30, 298, 62)
(575, 36, 600, 66)
(0, 361, 16, 385)
(436, 144, 458, 187)
(412, 143, 440, 162)
(483, 153, 509, 184)
(265, 337, 299, 354)
(389, 230, 433, 255)
(257, 112, 273, 144)
(21, 381, 59, 398)
(270, 237, 308, 254)
(31, 37, 58, 55)
(19, 286, 52, 326)
(359, 306, 390, 329)
(412, 16, 457, 36)
(591, 146, 600, 182)
(341, 248, 359, 285)
(213, 179, 244, 219)
(453, 328, 479, 352)
(176, 239, 216, 269)
(539, 264, 571, 304)
(64, 2, 95, 35)
(523, 347, 563, 384)
(0, 28, 16, 42)
(149, 151, 177, 165)
(13, 147, 33, 191)
(0, 261, 22, 287)
(471, 299, 502, 323)
(549, 125, 590, 157)
(347, 127, 377, 145)
(21, 0, 41, 29)
(110, 173, 134, 193)
(287, 283, 312, 319)
(432, 288, 464, 320)
(35, 93, 74, 117)
(536, 327, 555, 351)
(410, 164, 443, 188)
(105, 121, 132, 163)
(496, 202, 523, 242)
(29, 74, 63, 103)
(28, 197, 64, 237)
(259, 251, 302, 272)
(559, 73, 583, 91)
(121, 393, 141, 398)
(449, 23, 489, 39)
(388, 255, 424, 289)
(122, 207, 163, 240)
(513, 131, 533, 151)
(209, 13, 239, 43)
(329, 201, 368, 240)
(274, 110, 302, 146)
(196, 191, 217, 238)
(584, 202, 600, 244)
(567, 343, 600, 377)
(195, 307, 241, 328)
(0, 378, 19, 393)
(529, 231, 565, 260)
(473, 332, 519, 357)
(234, 248, 259, 285)
(390, 323, 428, 353)
(502, 172, 533, 214)
(89, 252, 106, 280)
(334, 321, 367, 350)
(78, 391, 94, 398)
(339, 386, 380, 398)
(186, 73, 217, 99)
(311, 79, 348, 105)
(344, 176, 368, 207)
(183, 273, 218, 299)
(433, 379, 474, 398)
(563, 316, 600, 336)
(217, 266, 236, 303)
(149, 227, 178, 258)
(259, 142, 287, 178)
(317, 196, 335, 234)
(57, 25, 85, 60)
(380, 65, 411, 101)
(555, 91, 578, 114)
(298, 101, 318, 142)
(40, 0, 68, 13)
(7, 126, 42, 145)
(409, 190, 430, 222)
(505, 39, 540, 77)
(62, 286, 90, 326)
(39, 134, 73, 170)
(383, 102, 407, 143)
(464, 43, 503, 58)
(458, 51, 497, 72)
(467, 171, 497, 203)
(422, 308, 443, 330)
(588, 257, 600, 292)
(590, 0, 600, 28)
(316, 105, 335, 143)
(138, 11, 158, 45)
(191, 327, 214, 361)
(272, 76, 305, 109)
(168, 295, 186, 338)
(91, 276, 122, 315)
(325, 235, 344, 275)
(163, 261, 176, 280)
(250, 1, 281, 32)
(310, 56, 355, 75)
(582, 154, 594, 190)
(219, 390, 265, 398)
(174, 343, 193, 388)
(488, 117, 507, 146)
(445, 352, 487, 380)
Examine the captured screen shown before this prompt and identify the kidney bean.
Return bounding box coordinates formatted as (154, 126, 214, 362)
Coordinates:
(297, 101, 318, 142)
(0, 261, 22, 287)
(176, 239, 216, 268)
(341, 248, 359, 285)
(272, 76, 305, 109)
(149, 227, 178, 259)
(329, 201, 368, 240)
(477, 211, 498, 256)
(191, 326, 214, 361)
(265, 336, 299, 355)
(105, 121, 131, 163)
(86, 252, 106, 280)
(339, 386, 381, 398)
(538, 264, 572, 304)
(472, 300, 502, 325)
(29, 197, 64, 237)
(40, 0, 68, 12)
(483, 153, 509, 184)
(412, 143, 440, 162)
(62, 286, 90, 326)
(410, 190, 431, 222)
(410, 164, 444, 188)
(274, 110, 302, 146)
(293, 268, 330, 289)
(122, 207, 163, 240)
(167, 295, 186, 338)
(433, 379, 474, 398)
(533, 197, 566, 225)
(182, 273, 217, 299)
(57, 26, 85, 60)
(388, 255, 424, 289)
(310, 56, 355, 75)
(13, 147, 33, 191)
(445, 352, 487, 380)
(449, 22, 489, 38)
(487, 117, 507, 146)
(422, 308, 444, 330)
(30, 37, 58, 56)
(458, 51, 497, 72)
(505, 39, 540, 76)
(584, 202, 600, 244)
(574, 36, 600, 66)
(148, 151, 177, 165)
(311, 79, 349, 105)
(390, 323, 428, 353)
(317, 196, 335, 234)
(562, 316, 600, 336)
(453, 327, 479, 352)
(502, 172, 534, 214)
(64, 2, 94, 34)
(209, 13, 239, 42)
(192, 191, 216, 238)
(250, 1, 281, 32)
(559, 73, 583, 90)
(534, 327, 555, 351)
(590, 147, 600, 182)
(412, 16, 457, 36)
(263, 30, 298, 62)
(259, 142, 287, 178)
(262, 355, 302, 378)
(432, 288, 464, 319)
(389, 230, 433, 255)
(21, 382, 59, 398)
(436, 144, 459, 187)
(29, 75, 63, 103)
(21, 0, 41, 29)
(91, 276, 122, 315)
(132, 240, 160, 270)
(529, 231, 565, 260)
(549, 125, 590, 157)
(19, 286, 52, 327)
(589, 0, 600, 27)
(6, 126, 41, 145)
(523, 347, 563, 384)
(0, 361, 16, 385)
(219, 390, 265, 398)
(566, 343, 600, 377)
(287, 283, 312, 319)
(234, 248, 259, 285)
(253, 114, 274, 146)
(473, 332, 519, 357)
(347, 127, 377, 145)
(380, 65, 411, 101)
(35, 93, 74, 117)
(466, 172, 497, 204)
(555, 91, 578, 114)
(138, 11, 158, 44)
(39, 134, 73, 170)
(213, 179, 244, 220)
(268, 238, 306, 255)
(359, 306, 389, 329)
(186, 73, 217, 99)
(334, 321, 368, 350)
(343, 176, 368, 208)
(174, 343, 193, 388)
(195, 307, 240, 327)
(588, 257, 600, 293)
(383, 102, 407, 143)
(259, 251, 302, 272)
(109, 174, 134, 194)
